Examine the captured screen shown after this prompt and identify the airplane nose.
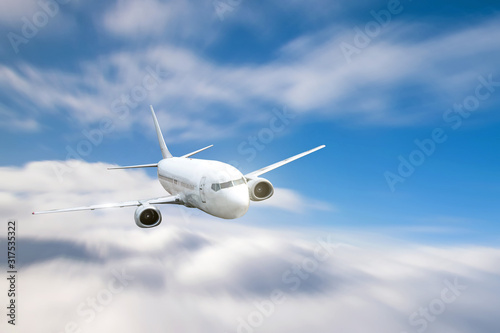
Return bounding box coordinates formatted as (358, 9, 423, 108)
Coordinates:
(225, 187, 250, 218)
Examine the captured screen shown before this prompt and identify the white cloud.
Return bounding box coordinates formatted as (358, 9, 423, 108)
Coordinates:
(0, 103, 39, 131)
(0, 0, 79, 46)
(0, 159, 499, 333)
(101, 0, 215, 40)
(257, 187, 335, 213)
(0, 0, 40, 25)
(102, 0, 175, 37)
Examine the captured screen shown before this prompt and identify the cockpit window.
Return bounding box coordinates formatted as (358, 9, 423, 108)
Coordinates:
(233, 178, 246, 186)
(211, 177, 246, 192)
(220, 180, 233, 189)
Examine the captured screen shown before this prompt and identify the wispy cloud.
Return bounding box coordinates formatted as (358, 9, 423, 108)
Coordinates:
(257, 187, 335, 213)
(2, 15, 499, 137)
(101, 0, 217, 41)
(0, 103, 39, 132)
(0, 0, 41, 25)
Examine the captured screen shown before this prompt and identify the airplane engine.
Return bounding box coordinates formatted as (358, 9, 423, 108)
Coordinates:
(247, 178, 274, 201)
(134, 205, 162, 228)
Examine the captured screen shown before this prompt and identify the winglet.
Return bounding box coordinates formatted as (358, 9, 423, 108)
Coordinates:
(150, 105, 173, 159)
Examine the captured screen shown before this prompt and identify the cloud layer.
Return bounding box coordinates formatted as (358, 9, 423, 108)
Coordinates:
(0, 160, 499, 333)
(2, 217, 499, 333)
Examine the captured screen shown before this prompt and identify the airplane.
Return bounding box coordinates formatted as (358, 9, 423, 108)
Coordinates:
(33, 106, 325, 228)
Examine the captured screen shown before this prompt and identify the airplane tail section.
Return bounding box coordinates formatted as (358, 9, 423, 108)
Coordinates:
(108, 106, 213, 170)
(150, 105, 173, 159)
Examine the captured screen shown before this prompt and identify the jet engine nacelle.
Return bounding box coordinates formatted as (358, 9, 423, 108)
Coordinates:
(247, 178, 274, 201)
(134, 205, 162, 228)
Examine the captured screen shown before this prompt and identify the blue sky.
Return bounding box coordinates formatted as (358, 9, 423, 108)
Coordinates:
(1, 1, 500, 333)
(1, 0, 499, 244)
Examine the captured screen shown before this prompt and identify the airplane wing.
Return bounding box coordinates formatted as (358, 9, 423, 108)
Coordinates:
(244, 145, 326, 179)
(32, 195, 182, 215)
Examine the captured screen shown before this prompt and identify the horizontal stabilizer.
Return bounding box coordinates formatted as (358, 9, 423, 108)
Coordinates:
(107, 163, 158, 170)
(181, 145, 214, 158)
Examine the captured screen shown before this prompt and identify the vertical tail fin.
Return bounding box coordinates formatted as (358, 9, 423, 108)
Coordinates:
(150, 105, 173, 158)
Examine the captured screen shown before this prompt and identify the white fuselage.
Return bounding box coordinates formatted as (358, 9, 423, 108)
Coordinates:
(157, 157, 250, 219)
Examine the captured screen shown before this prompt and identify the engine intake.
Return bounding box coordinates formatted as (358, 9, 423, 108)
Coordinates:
(134, 205, 162, 228)
(247, 178, 274, 201)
